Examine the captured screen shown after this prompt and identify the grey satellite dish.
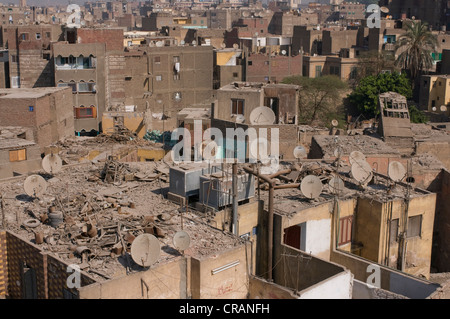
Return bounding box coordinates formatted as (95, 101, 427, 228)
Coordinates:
(24, 175, 47, 198)
(155, 41, 164, 47)
(173, 231, 190, 251)
(249, 106, 276, 125)
(42, 153, 63, 174)
(388, 161, 407, 182)
(328, 177, 345, 195)
(300, 175, 323, 199)
(351, 161, 373, 185)
(235, 114, 245, 123)
(349, 151, 366, 166)
(293, 145, 307, 159)
(130, 234, 160, 267)
(440, 105, 447, 112)
(331, 119, 339, 127)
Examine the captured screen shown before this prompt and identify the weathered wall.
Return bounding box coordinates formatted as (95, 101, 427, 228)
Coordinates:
(248, 275, 297, 299)
(79, 258, 188, 299)
(416, 140, 450, 172)
(0, 231, 7, 297)
(299, 271, 353, 299)
(191, 244, 249, 299)
(330, 249, 440, 299)
(0, 144, 42, 179)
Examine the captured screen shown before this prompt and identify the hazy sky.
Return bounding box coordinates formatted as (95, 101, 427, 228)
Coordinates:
(2, 0, 87, 7)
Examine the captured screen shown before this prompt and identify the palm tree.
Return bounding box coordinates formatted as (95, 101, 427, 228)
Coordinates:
(395, 21, 438, 89)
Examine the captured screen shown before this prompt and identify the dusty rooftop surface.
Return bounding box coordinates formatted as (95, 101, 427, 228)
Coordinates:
(411, 123, 450, 141)
(265, 160, 429, 216)
(0, 160, 243, 282)
(313, 135, 400, 157)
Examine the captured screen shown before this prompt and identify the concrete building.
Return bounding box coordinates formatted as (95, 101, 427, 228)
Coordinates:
(419, 75, 450, 115)
(302, 54, 358, 81)
(292, 26, 323, 56)
(0, 87, 74, 150)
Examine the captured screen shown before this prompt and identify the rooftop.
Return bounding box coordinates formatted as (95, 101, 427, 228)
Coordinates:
(0, 87, 71, 99)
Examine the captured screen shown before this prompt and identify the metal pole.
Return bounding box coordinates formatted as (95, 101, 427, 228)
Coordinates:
(232, 162, 238, 236)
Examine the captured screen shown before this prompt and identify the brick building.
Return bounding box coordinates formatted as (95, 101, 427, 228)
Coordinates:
(0, 87, 74, 150)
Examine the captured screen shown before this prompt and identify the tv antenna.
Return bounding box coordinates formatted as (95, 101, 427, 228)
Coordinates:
(24, 175, 48, 198)
(173, 231, 191, 252)
(42, 153, 63, 175)
(130, 234, 160, 267)
(300, 175, 323, 200)
(249, 106, 276, 125)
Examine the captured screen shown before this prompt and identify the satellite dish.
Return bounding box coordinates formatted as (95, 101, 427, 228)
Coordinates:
(130, 234, 160, 267)
(84, 13, 93, 21)
(249, 106, 276, 125)
(192, 40, 197, 46)
(173, 231, 190, 251)
(24, 175, 47, 198)
(281, 50, 286, 56)
(432, 107, 437, 111)
(42, 153, 62, 174)
(155, 41, 164, 47)
(293, 145, 307, 159)
(300, 175, 323, 199)
(351, 161, 373, 185)
(180, 40, 185, 46)
(202, 140, 218, 161)
(380, 6, 389, 14)
(349, 151, 366, 166)
(328, 177, 345, 195)
(242, 11, 250, 17)
(233, 43, 239, 49)
(388, 161, 407, 182)
(440, 105, 447, 112)
(249, 138, 271, 162)
(331, 119, 339, 127)
(235, 114, 245, 123)
(220, 42, 226, 48)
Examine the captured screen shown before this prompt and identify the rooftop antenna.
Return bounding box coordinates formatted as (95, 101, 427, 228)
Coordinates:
(293, 145, 307, 163)
(249, 106, 276, 125)
(173, 230, 191, 253)
(42, 153, 63, 175)
(300, 175, 323, 200)
(130, 234, 161, 268)
(24, 175, 47, 198)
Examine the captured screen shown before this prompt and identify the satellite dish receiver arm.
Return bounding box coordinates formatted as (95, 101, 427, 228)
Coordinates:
(242, 165, 275, 281)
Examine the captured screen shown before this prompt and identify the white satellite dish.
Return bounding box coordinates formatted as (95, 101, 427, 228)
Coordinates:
(130, 234, 160, 267)
(432, 107, 437, 111)
(349, 151, 366, 166)
(328, 176, 345, 195)
(440, 105, 447, 112)
(293, 145, 307, 159)
(281, 50, 287, 56)
(42, 153, 63, 174)
(249, 138, 271, 162)
(24, 175, 47, 198)
(173, 231, 190, 251)
(242, 11, 250, 17)
(220, 42, 226, 48)
(235, 114, 245, 123)
(249, 106, 276, 125)
(192, 40, 197, 46)
(351, 161, 373, 185)
(156, 41, 164, 47)
(202, 140, 218, 161)
(380, 6, 389, 14)
(300, 175, 323, 199)
(331, 119, 339, 127)
(388, 161, 407, 182)
(233, 43, 239, 49)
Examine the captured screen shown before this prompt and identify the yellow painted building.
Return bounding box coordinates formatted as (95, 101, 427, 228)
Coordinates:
(419, 75, 450, 115)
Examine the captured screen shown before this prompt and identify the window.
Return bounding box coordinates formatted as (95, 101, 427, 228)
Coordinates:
(390, 219, 399, 243)
(35, 33, 41, 40)
(233, 72, 238, 78)
(315, 65, 322, 77)
(154, 56, 160, 64)
(11, 55, 18, 63)
(283, 223, 306, 250)
(11, 76, 20, 88)
(20, 33, 29, 41)
(74, 106, 96, 119)
(350, 67, 357, 80)
(156, 75, 162, 81)
(248, 61, 252, 66)
(407, 215, 422, 238)
(231, 99, 244, 115)
(339, 216, 353, 246)
(45, 32, 51, 39)
(78, 81, 96, 93)
(9, 149, 26, 162)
